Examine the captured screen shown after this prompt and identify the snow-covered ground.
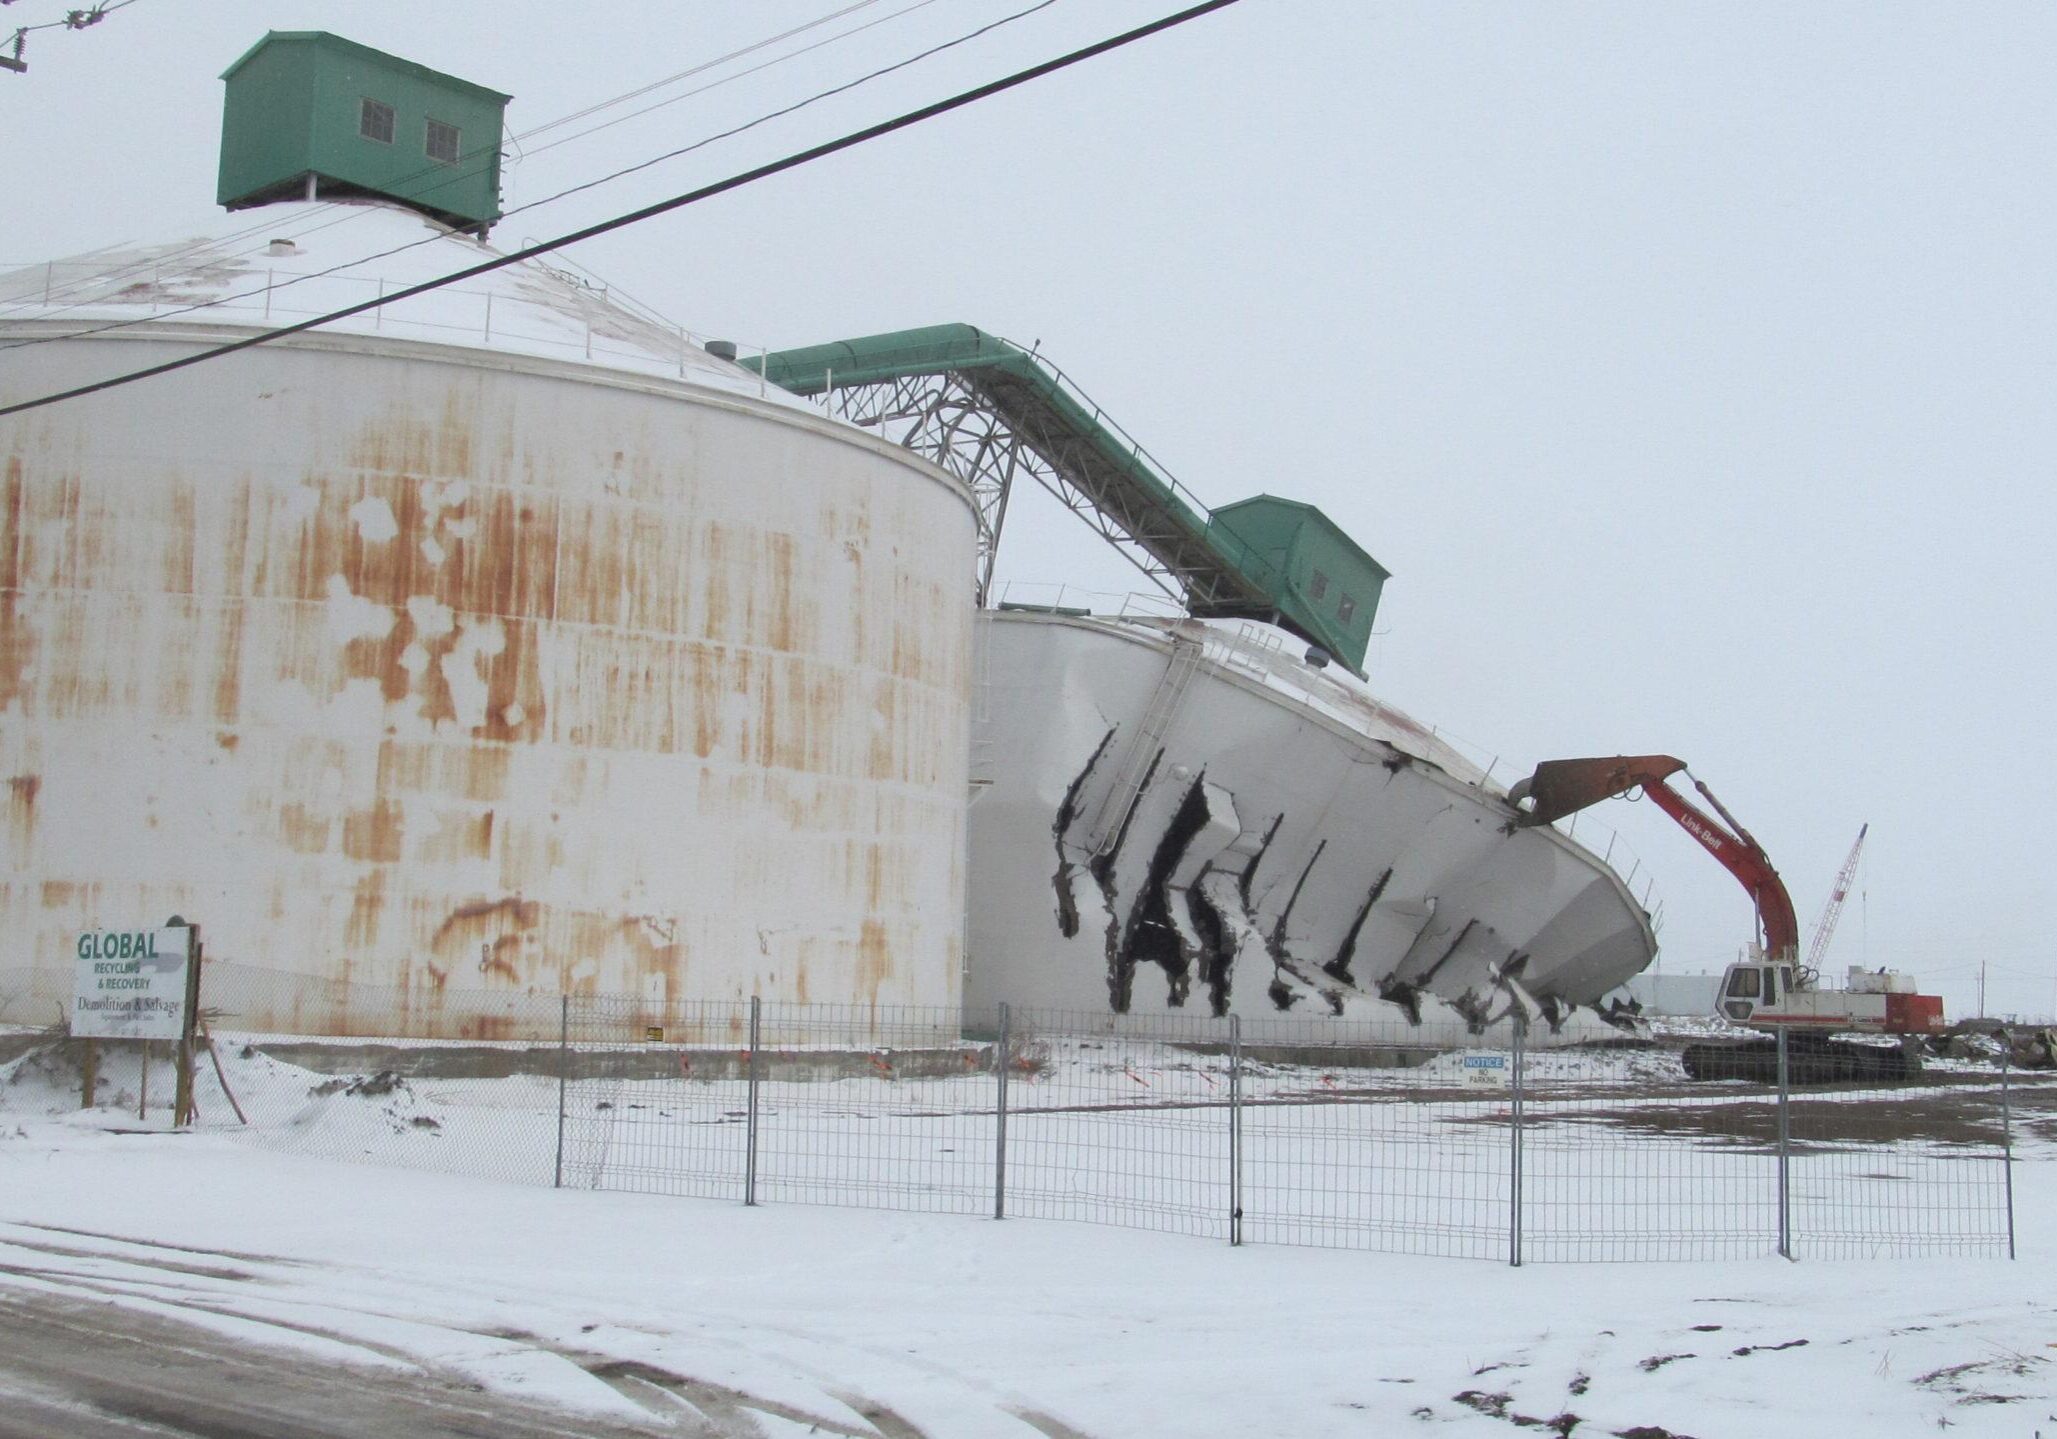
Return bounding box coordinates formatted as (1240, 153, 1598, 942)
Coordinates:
(4, 1027, 2028, 1261)
(1, 1029, 2050, 1435)
(0, 1112, 2049, 1437)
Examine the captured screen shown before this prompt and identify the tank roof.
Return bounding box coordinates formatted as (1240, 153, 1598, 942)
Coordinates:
(0, 199, 807, 411)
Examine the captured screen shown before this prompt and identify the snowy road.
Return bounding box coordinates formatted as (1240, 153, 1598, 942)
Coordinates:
(0, 1209, 1019, 1439)
(0, 1286, 708, 1438)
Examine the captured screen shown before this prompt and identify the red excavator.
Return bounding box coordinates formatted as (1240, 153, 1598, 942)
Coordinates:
(1508, 756, 1943, 1084)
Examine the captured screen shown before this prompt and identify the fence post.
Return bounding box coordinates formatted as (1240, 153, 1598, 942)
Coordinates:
(1776, 1026, 1792, 1260)
(744, 995, 761, 1207)
(1228, 1014, 1243, 1247)
(553, 994, 568, 1190)
(993, 1002, 1010, 1220)
(172, 927, 203, 1128)
(1509, 1018, 1525, 1268)
(2001, 1045, 2015, 1261)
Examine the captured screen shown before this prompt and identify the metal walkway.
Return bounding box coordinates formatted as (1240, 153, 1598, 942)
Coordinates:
(746, 324, 1370, 675)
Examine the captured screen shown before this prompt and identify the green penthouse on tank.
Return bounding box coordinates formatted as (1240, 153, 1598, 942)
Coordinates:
(216, 32, 510, 234)
(1206, 496, 1389, 670)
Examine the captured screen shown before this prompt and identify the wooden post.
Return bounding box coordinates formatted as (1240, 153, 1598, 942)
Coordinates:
(201, 1023, 248, 1126)
(173, 926, 202, 1127)
(80, 1038, 97, 1110)
(138, 1042, 148, 1121)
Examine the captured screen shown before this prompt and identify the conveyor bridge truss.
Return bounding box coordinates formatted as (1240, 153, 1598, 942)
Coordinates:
(747, 324, 1372, 674)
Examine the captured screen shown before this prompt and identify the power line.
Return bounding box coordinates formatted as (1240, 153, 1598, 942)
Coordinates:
(0, 0, 1248, 421)
(0, 0, 936, 326)
(2, 0, 141, 74)
(503, 0, 951, 168)
(517, 0, 902, 142)
(0, 0, 1044, 346)
(504, 0, 1062, 226)
(273, 0, 947, 240)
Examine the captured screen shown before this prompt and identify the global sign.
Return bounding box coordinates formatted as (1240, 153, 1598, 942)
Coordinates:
(71, 926, 193, 1041)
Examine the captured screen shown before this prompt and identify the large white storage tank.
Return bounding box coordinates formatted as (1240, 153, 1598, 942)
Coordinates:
(0, 59, 975, 1035)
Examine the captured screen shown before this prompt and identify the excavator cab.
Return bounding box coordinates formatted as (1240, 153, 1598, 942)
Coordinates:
(1717, 958, 1797, 1025)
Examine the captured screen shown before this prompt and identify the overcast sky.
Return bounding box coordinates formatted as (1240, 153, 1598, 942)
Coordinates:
(5, 0, 2052, 1018)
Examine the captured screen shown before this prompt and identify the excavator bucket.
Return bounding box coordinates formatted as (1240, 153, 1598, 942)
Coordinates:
(1508, 755, 1687, 828)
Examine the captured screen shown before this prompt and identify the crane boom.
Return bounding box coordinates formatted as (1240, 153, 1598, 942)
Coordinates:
(1804, 822, 1868, 978)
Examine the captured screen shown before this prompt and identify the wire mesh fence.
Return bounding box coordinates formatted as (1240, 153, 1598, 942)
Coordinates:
(0, 960, 2034, 1263)
(999, 1009, 1236, 1240)
(1784, 1038, 2015, 1260)
(1520, 1039, 1783, 1262)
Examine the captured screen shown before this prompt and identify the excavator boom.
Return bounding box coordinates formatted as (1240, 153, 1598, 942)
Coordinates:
(1511, 758, 1940, 1084)
(1510, 754, 1800, 960)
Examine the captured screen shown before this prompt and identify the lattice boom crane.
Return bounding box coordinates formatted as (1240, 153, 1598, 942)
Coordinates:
(1804, 823, 1868, 980)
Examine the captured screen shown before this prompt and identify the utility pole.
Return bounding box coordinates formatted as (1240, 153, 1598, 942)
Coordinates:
(1977, 961, 1987, 1019)
(2, 4, 129, 77)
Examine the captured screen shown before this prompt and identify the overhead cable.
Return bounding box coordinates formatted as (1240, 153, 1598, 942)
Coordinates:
(503, 0, 951, 167)
(2, 0, 140, 74)
(0, 0, 929, 322)
(2, 0, 1062, 350)
(0, 0, 1022, 342)
(0, 0, 1244, 421)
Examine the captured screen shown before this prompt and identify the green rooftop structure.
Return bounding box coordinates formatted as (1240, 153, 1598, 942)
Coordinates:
(747, 324, 1388, 675)
(218, 32, 510, 233)
(1206, 497, 1388, 669)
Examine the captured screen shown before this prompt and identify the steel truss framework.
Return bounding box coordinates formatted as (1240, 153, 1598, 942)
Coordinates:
(817, 368, 1280, 622)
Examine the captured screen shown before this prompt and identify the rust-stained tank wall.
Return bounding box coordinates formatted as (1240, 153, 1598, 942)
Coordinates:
(0, 330, 975, 1036)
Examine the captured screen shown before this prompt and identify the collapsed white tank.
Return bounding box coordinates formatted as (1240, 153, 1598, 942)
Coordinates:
(0, 201, 975, 1036)
(967, 611, 1658, 1041)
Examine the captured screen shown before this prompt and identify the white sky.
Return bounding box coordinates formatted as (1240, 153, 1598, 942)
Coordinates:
(4, 0, 2052, 1018)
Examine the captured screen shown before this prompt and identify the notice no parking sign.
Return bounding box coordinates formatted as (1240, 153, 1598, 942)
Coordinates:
(1460, 1052, 1510, 1090)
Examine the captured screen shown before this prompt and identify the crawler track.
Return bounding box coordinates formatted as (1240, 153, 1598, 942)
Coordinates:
(1682, 1035, 1916, 1085)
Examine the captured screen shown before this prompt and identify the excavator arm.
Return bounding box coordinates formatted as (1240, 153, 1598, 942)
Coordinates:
(1508, 754, 1800, 961)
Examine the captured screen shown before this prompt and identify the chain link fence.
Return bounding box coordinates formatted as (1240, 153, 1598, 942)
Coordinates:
(1, 961, 2035, 1263)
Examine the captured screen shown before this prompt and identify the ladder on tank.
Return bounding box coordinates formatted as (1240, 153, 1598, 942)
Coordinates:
(969, 610, 996, 794)
(1083, 633, 1205, 857)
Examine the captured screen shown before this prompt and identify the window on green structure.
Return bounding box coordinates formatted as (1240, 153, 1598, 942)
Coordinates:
(360, 98, 395, 145)
(1309, 569, 1329, 601)
(1337, 594, 1357, 625)
(425, 118, 461, 165)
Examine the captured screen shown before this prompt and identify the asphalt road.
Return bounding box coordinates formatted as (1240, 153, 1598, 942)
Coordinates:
(0, 1286, 701, 1439)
